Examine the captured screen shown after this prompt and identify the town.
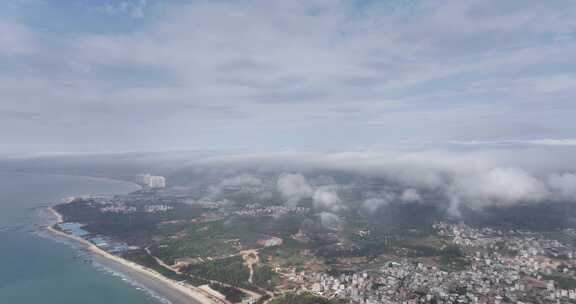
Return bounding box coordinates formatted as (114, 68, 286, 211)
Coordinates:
(287, 222, 576, 304)
(51, 174, 576, 304)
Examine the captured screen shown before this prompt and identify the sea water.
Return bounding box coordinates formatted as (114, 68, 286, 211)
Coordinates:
(0, 173, 162, 304)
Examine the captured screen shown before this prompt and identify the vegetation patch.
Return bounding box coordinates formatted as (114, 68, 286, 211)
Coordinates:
(208, 283, 247, 303)
(269, 292, 348, 304)
(183, 256, 250, 287)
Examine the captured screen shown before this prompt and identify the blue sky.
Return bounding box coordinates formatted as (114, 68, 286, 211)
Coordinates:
(1, 0, 575, 153)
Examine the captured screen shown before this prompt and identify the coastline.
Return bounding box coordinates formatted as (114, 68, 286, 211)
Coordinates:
(46, 207, 225, 304)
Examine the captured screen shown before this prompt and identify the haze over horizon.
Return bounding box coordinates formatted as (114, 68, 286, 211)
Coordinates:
(1, 0, 575, 153)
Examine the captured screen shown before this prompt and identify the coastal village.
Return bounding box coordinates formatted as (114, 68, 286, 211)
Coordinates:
(48, 174, 576, 304)
(287, 223, 576, 304)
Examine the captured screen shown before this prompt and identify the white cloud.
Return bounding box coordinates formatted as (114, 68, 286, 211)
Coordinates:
(448, 139, 576, 147)
(522, 75, 576, 94)
(277, 173, 313, 207)
(548, 173, 576, 200)
(0, 19, 35, 55)
(198, 148, 576, 215)
(2, 0, 576, 151)
(70, 0, 576, 104)
(219, 173, 262, 188)
(313, 185, 343, 212)
(452, 168, 549, 206)
(208, 173, 262, 195)
(102, 0, 148, 19)
(527, 139, 576, 146)
(400, 188, 421, 203)
(319, 211, 342, 230)
(362, 197, 390, 212)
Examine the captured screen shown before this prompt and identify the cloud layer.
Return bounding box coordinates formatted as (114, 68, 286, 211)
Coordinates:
(0, 0, 575, 152)
(277, 173, 313, 207)
(196, 147, 576, 216)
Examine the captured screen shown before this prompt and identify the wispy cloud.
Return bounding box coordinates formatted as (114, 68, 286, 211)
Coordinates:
(0, 0, 575, 152)
(0, 19, 36, 55)
(448, 139, 576, 147)
(191, 146, 576, 215)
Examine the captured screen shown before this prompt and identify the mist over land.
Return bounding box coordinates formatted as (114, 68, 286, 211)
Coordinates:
(6, 145, 576, 231)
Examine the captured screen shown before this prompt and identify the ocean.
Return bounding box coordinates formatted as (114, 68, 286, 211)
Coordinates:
(0, 173, 163, 304)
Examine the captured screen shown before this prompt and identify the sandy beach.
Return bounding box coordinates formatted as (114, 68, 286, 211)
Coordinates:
(46, 207, 225, 304)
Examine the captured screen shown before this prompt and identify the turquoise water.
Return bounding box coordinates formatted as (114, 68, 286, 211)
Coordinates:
(0, 173, 160, 304)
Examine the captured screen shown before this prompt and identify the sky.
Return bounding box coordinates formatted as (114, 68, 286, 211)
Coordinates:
(1, 0, 576, 153)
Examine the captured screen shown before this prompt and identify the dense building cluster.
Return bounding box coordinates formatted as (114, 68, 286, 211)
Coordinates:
(143, 204, 173, 213)
(287, 222, 576, 304)
(100, 203, 137, 213)
(68, 195, 174, 214)
(234, 205, 309, 218)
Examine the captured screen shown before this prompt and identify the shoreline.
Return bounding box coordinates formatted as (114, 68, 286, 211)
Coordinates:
(8, 171, 144, 193)
(46, 207, 225, 304)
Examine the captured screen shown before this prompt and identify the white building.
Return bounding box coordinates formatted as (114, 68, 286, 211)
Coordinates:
(136, 174, 166, 188)
(135, 174, 152, 185)
(148, 176, 166, 188)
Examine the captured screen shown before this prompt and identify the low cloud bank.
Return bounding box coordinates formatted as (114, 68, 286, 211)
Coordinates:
(401, 189, 421, 203)
(208, 173, 263, 196)
(548, 173, 576, 200)
(313, 186, 344, 213)
(277, 173, 313, 207)
(197, 147, 576, 216)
